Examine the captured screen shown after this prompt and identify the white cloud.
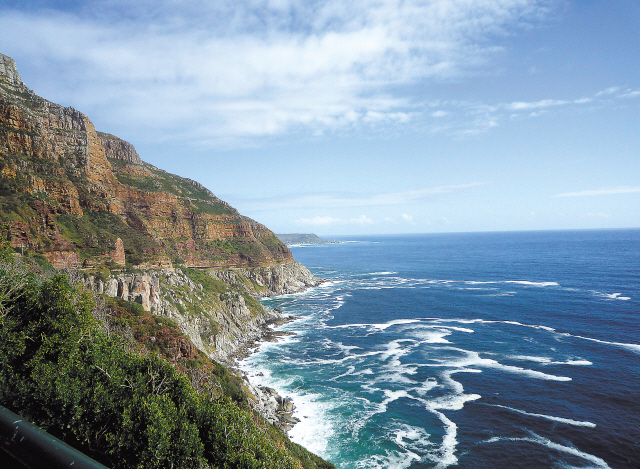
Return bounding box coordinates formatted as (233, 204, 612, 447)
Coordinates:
(554, 186, 640, 197)
(401, 213, 413, 222)
(296, 214, 373, 226)
(352, 215, 374, 225)
(507, 99, 568, 110)
(595, 87, 620, 96)
(618, 89, 640, 99)
(432, 85, 639, 136)
(231, 183, 486, 211)
(295, 216, 341, 226)
(0, 0, 555, 144)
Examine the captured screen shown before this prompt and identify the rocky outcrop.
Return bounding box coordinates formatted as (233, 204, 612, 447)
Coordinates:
(98, 132, 143, 165)
(243, 380, 300, 433)
(111, 238, 126, 266)
(0, 54, 23, 87)
(209, 261, 325, 297)
(83, 261, 323, 366)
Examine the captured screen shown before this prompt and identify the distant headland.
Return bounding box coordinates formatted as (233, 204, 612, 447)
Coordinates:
(276, 233, 342, 246)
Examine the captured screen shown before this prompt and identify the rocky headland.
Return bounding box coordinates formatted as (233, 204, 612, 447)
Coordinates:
(0, 52, 325, 437)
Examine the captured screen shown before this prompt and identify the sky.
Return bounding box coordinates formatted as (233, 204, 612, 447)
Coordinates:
(0, 0, 639, 236)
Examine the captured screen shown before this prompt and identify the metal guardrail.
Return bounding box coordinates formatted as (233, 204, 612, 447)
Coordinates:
(0, 404, 110, 469)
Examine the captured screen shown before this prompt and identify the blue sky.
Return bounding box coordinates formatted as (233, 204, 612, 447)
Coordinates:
(1, 0, 639, 235)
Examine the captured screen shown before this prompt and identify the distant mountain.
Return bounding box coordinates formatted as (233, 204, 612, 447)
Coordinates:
(276, 233, 335, 245)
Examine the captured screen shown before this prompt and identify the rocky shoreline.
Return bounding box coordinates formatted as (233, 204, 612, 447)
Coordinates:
(83, 262, 324, 436)
(227, 313, 303, 434)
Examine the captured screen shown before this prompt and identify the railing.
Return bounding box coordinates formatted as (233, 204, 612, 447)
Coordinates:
(0, 405, 110, 469)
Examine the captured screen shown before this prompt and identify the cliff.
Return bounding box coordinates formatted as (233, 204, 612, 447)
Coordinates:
(0, 52, 291, 270)
(0, 53, 327, 438)
(82, 265, 323, 364)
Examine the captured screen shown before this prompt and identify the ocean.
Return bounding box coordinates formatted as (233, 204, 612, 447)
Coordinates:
(240, 230, 640, 468)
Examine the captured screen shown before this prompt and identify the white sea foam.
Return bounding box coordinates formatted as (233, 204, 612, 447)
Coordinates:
(429, 348, 572, 381)
(437, 325, 475, 333)
(483, 433, 610, 468)
(499, 320, 557, 332)
(591, 291, 631, 301)
(406, 328, 453, 344)
(372, 319, 423, 331)
(287, 390, 340, 457)
(487, 361, 571, 381)
(567, 334, 640, 354)
(508, 355, 593, 366)
(504, 280, 560, 287)
(242, 358, 342, 459)
(329, 365, 356, 381)
(436, 318, 640, 356)
(326, 318, 423, 333)
(356, 450, 420, 469)
(426, 408, 459, 468)
(488, 404, 597, 427)
(415, 378, 439, 396)
(350, 388, 411, 438)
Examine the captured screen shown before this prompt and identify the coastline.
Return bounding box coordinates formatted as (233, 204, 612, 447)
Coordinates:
(232, 313, 303, 434)
(206, 265, 327, 436)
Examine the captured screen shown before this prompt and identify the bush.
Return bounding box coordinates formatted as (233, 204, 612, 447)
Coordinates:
(0, 271, 301, 469)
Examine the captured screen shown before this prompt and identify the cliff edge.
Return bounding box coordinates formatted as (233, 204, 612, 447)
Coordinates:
(0, 52, 291, 270)
(0, 51, 324, 376)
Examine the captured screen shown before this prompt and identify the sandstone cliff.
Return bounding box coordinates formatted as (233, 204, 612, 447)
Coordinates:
(0, 52, 292, 270)
(0, 53, 327, 378)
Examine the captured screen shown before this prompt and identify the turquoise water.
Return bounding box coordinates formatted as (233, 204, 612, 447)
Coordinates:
(241, 230, 640, 468)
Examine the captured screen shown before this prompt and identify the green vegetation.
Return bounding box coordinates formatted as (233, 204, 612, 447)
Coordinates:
(56, 213, 118, 258)
(110, 159, 237, 218)
(180, 267, 263, 317)
(0, 257, 330, 468)
(55, 211, 161, 265)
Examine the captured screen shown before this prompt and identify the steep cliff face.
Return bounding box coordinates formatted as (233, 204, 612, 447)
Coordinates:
(97, 131, 143, 165)
(0, 51, 326, 364)
(0, 54, 329, 445)
(84, 262, 320, 365)
(0, 52, 292, 270)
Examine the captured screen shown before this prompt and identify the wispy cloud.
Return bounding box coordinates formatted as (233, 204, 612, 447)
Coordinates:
(554, 186, 640, 197)
(229, 183, 486, 211)
(296, 214, 373, 226)
(507, 99, 568, 110)
(425, 85, 640, 136)
(0, 0, 555, 145)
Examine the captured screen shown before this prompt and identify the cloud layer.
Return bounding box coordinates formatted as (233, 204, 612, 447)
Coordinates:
(554, 186, 640, 198)
(229, 183, 485, 212)
(0, 0, 555, 145)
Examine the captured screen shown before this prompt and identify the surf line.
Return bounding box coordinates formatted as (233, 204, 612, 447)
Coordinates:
(484, 404, 596, 428)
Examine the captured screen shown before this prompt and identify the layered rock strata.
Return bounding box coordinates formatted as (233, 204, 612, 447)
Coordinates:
(0, 52, 292, 270)
(1, 52, 321, 435)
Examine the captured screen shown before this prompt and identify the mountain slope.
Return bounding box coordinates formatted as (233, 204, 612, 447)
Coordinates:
(0, 52, 290, 270)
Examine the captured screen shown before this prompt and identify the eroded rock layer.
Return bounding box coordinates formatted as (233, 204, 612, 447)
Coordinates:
(0, 52, 292, 270)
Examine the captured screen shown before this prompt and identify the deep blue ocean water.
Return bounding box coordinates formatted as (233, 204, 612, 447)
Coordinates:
(241, 230, 640, 468)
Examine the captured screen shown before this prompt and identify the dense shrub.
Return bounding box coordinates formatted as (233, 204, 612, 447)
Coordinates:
(0, 270, 300, 469)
